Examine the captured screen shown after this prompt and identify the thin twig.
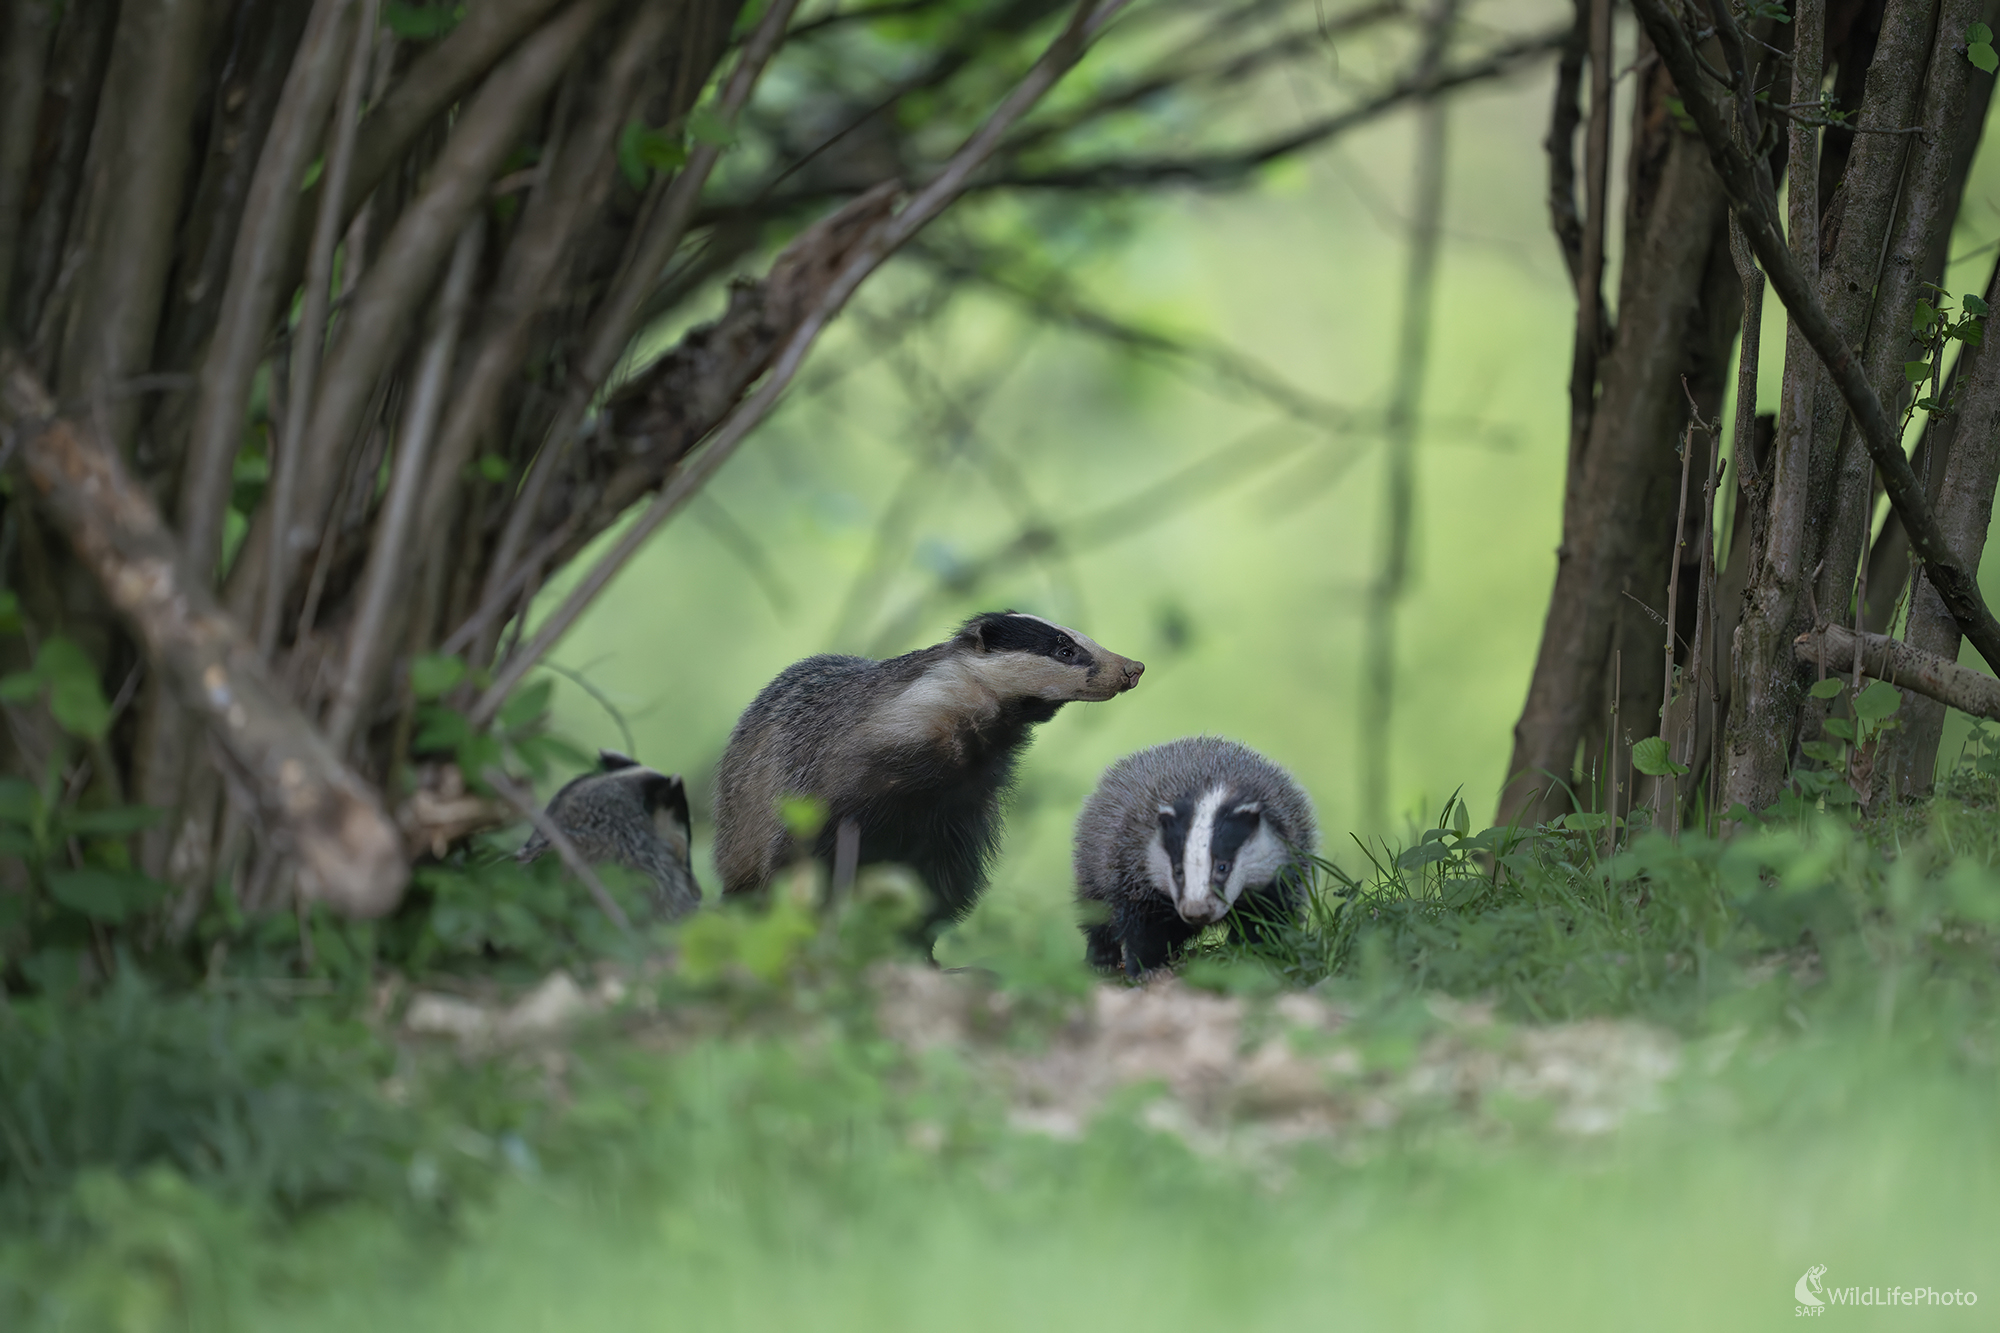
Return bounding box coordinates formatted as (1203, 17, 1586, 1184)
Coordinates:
(485, 767, 635, 936)
(471, 0, 1137, 724)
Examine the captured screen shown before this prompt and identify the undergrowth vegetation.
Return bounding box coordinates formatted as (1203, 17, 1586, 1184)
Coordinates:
(5, 754, 2000, 1330)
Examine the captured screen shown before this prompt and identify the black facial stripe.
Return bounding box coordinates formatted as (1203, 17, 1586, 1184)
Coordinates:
(1211, 807, 1262, 872)
(1156, 798, 1194, 892)
(964, 611, 1096, 669)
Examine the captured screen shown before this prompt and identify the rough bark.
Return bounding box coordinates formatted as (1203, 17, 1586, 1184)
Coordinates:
(1876, 254, 2000, 794)
(1501, 65, 1740, 825)
(2, 351, 406, 917)
(1796, 624, 2000, 722)
(0, 0, 57, 332)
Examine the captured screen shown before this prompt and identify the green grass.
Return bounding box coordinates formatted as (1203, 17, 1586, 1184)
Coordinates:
(7, 785, 2000, 1332)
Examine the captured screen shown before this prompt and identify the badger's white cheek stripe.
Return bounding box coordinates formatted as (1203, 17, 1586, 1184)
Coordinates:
(1222, 824, 1287, 905)
(1145, 832, 1176, 901)
(1177, 786, 1229, 918)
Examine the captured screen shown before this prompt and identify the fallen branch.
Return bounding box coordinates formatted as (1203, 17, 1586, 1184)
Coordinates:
(1628, 0, 2000, 682)
(1, 350, 406, 917)
(1794, 624, 2000, 723)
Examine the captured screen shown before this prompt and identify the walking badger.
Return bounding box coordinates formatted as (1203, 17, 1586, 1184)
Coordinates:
(1074, 736, 1317, 976)
(714, 611, 1145, 939)
(518, 751, 700, 921)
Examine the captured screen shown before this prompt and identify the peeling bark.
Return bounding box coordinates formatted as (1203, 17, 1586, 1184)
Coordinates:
(3, 351, 406, 917)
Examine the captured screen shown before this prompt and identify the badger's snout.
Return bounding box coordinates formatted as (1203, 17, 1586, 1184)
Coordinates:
(1175, 895, 1226, 925)
(1118, 660, 1145, 691)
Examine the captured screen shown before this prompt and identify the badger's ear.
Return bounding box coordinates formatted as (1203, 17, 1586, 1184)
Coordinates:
(956, 616, 991, 652)
(639, 772, 690, 826)
(598, 749, 639, 772)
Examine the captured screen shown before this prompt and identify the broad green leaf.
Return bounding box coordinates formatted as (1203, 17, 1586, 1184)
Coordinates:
(410, 653, 465, 700)
(779, 793, 829, 839)
(48, 868, 169, 922)
(0, 828, 33, 858)
(1561, 811, 1613, 832)
(498, 677, 554, 731)
(476, 454, 510, 483)
(1972, 21, 1994, 42)
(38, 637, 110, 740)
(1808, 677, 1844, 699)
(1800, 740, 1847, 765)
(686, 106, 737, 148)
(1972, 39, 1999, 73)
(60, 804, 165, 836)
(1913, 299, 1937, 331)
(0, 776, 37, 824)
(0, 671, 39, 703)
(414, 705, 472, 753)
(383, 3, 462, 39)
(1631, 735, 1689, 777)
(1905, 359, 1933, 384)
(1965, 292, 1990, 316)
(1854, 678, 1903, 723)
(1960, 321, 1985, 348)
(1824, 716, 1856, 741)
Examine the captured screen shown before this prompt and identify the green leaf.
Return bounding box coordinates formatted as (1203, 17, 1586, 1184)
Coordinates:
(1960, 321, 1985, 348)
(1965, 292, 1990, 316)
(383, 3, 463, 39)
(37, 637, 110, 740)
(1808, 676, 1845, 699)
(497, 677, 553, 732)
(1561, 811, 1613, 832)
(410, 653, 465, 700)
(779, 793, 829, 839)
(1913, 299, 1938, 332)
(1854, 679, 1903, 724)
(60, 805, 165, 837)
(1824, 716, 1856, 741)
(1800, 740, 1847, 765)
(0, 670, 40, 703)
(0, 589, 20, 635)
(0, 777, 38, 825)
(686, 106, 737, 148)
(1631, 735, 1689, 777)
(476, 454, 510, 483)
(1971, 21, 1994, 42)
(47, 868, 169, 922)
(413, 705, 472, 753)
(1905, 359, 1934, 384)
(1972, 40, 1999, 73)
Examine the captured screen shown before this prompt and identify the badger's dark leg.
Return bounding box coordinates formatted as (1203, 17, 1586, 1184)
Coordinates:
(1083, 922, 1123, 972)
(1116, 903, 1194, 977)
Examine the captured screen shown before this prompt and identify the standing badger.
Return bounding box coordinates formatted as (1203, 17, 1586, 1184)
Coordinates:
(518, 750, 700, 921)
(1074, 736, 1317, 976)
(714, 611, 1145, 939)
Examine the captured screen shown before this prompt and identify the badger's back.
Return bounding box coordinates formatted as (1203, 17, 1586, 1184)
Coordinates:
(1074, 735, 1317, 903)
(525, 753, 698, 920)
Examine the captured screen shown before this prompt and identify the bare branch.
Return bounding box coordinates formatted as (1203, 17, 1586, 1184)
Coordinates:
(180, 0, 353, 583)
(236, 0, 612, 626)
(484, 0, 805, 615)
(473, 0, 1137, 723)
(485, 767, 635, 936)
(1628, 0, 2000, 679)
(2, 351, 406, 917)
(324, 218, 484, 755)
(0, 0, 55, 329)
(1794, 624, 2000, 723)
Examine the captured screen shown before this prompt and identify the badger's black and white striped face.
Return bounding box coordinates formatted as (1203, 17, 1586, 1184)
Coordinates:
(956, 611, 1145, 703)
(1146, 786, 1292, 924)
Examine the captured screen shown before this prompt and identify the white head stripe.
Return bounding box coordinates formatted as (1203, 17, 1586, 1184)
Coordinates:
(1178, 785, 1229, 915)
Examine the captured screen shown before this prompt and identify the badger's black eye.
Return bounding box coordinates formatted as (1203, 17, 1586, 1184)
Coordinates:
(1056, 639, 1074, 659)
(1215, 860, 1232, 876)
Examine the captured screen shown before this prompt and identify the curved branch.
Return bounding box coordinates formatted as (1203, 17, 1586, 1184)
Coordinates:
(1628, 0, 2000, 679)
(2, 351, 406, 918)
(1795, 624, 2000, 723)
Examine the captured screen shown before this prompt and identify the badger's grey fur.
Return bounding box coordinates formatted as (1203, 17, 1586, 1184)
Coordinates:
(714, 611, 1145, 938)
(1073, 736, 1317, 976)
(518, 750, 699, 920)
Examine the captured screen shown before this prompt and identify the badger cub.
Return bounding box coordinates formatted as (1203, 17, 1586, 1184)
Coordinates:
(518, 750, 699, 921)
(1074, 736, 1317, 976)
(715, 611, 1145, 939)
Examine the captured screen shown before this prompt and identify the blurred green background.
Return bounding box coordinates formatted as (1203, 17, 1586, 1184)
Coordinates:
(536, 5, 2000, 961)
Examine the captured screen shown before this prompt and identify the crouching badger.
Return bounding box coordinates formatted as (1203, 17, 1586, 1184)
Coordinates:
(518, 751, 700, 921)
(1074, 736, 1317, 976)
(714, 612, 1145, 939)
